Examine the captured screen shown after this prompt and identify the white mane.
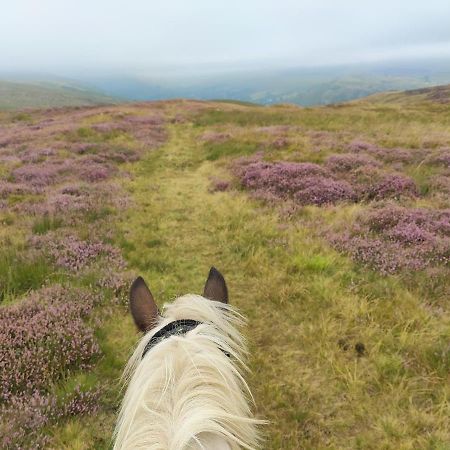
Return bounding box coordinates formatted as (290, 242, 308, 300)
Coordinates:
(113, 294, 262, 450)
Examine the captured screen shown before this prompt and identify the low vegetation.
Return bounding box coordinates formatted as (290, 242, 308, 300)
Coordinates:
(0, 91, 448, 448)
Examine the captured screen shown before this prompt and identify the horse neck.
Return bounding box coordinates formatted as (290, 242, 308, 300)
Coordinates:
(114, 296, 259, 450)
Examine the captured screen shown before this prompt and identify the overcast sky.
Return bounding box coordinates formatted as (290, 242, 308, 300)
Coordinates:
(1, 0, 450, 74)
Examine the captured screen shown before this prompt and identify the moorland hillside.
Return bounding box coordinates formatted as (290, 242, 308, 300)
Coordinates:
(0, 87, 449, 448)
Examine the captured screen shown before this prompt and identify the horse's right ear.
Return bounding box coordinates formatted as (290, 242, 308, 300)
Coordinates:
(130, 277, 159, 332)
(203, 267, 228, 304)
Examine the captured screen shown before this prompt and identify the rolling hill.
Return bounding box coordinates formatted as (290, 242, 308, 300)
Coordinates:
(0, 80, 117, 110)
(359, 83, 450, 106)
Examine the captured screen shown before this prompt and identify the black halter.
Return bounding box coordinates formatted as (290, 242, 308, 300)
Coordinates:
(142, 319, 202, 359)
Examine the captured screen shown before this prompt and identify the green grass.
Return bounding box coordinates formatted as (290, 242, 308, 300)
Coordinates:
(32, 215, 64, 234)
(98, 118, 448, 448)
(0, 249, 53, 302)
(1, 96, 448, 448)
(205, 140, 259, 160)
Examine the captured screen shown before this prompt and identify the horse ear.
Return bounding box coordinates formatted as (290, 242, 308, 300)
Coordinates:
(130, 277, 159, 332)
(203, 267, 228, 304)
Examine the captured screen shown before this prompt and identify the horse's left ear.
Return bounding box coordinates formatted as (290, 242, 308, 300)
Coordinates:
(130, 277, 159, 332)
(203, 267, 228, 304)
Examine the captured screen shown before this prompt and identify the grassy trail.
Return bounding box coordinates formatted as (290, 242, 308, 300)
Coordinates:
(115, 123, 321, 448)
(65, 119, 448, 449)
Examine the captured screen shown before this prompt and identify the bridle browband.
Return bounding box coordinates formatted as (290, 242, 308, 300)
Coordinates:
(142, 319, 202, 359)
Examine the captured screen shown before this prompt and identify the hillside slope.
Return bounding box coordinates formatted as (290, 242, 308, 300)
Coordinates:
(357, 83, 450, 106)
(0, 94, 449, 448)
(0, 80, 117, 110)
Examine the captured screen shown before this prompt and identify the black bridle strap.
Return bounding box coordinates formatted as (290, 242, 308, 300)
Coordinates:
(142, 319, 202, 359)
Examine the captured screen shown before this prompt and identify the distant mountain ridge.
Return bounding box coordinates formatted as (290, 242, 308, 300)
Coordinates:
(2, 65, 450, 110)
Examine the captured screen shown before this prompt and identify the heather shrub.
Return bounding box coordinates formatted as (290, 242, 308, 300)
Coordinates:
(235, 159, 356, 205)
(97, 269, 134, 305)
(30, 232, 126, 272)
(347, 140, 379, 153)
(72, 156, 115, 182)
(69, 143, 98, 155)
(330, 205, 450, 274)
(78, 163, 112, 182)
(24, 182, 128, 218)
(19, 147, 56, 163)
(0, 392, 56, 449)
(271, 137, 290, 149)
(364, 174, 418, 200)
(430, 148, 450, 168)
(325, 153, 380, 172)
(431, 175, 450, 196)
(98, 147, 140, 163)
(347, 140, 421, 163)
(122, 114, 165, 127)
(0, 285, 101, 403)
(209, 178, 231, 192)
(0, 180, 42, 198)
(0, 387, 99, 449)
(12, 161, 68, 188)
(291, 177, 356, 205)
(91, 122, 127, 134)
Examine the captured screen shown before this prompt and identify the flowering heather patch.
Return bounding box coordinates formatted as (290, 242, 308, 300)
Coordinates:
(100, 147, 140, 163)
(0, 152, 21, 164)
(105, 113, 168, 148)
(235, 158, 356, 206)
(431, 176, 450, 196)
(69, 142, 98, 154)
(326, 153, 380, 172)
(91, 122, 127, 133)
(42, 191, 96, 214)
(347, 140, 380, 153)
(70, 155, 115, 182)
(19, 182, 124, 217)
(0, 285, 100, 403)
(97, 269, 134, 305)
(122, 114, 165, 127)
(330, 205, 450, 274)
(347, 140, 424, 164)
(78, 162, 112, 182)
(0, 387, 100, 449)
(271, 137, 291, 149)
(18, 147, 57, 163)
(1, 392, 56, 449)
(430, 148, 450, 168)
(12, 161, 68, 188)
(209, 178, 231, 192)
(0, 180, 42, 197)
(31, 232, 126, 271)
(12, 156, 115, 189)
(364, 174, 418, 200)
